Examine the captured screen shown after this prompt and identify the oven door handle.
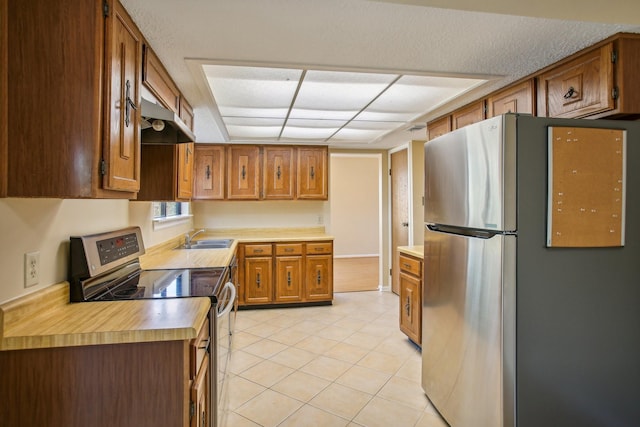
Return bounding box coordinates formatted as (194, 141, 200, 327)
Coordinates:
(217, 282, 236, 318)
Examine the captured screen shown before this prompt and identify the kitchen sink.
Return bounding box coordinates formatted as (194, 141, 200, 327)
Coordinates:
(179, 239, 234, 249)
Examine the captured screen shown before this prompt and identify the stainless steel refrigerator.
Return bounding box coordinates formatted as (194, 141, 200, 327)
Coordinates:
(422, 113, 640, 427)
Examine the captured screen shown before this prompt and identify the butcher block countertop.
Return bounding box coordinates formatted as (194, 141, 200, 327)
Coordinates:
(0, 283, 210, 351)
(398, 245, 424, 259)
(0, 227, 333, 351)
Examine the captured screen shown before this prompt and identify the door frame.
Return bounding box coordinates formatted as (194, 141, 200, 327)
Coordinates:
(329, 152, 384, 290)
(387, 143, 415, 292)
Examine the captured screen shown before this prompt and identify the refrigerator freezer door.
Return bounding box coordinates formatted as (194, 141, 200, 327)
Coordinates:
(424, 114, 517, 232)
(422, 226, 516, 427)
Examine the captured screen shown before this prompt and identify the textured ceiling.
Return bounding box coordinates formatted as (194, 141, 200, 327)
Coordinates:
(120, 0, 640, 149)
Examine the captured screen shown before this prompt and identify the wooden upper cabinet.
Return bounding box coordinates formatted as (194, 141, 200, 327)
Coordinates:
(179, 97, 194, 131)
(537, 43, 614, 119)
(193, 144, 225, 200)
(142, 45, 180, 114)
(452, 101, 485, 130)
(263, 146, 295, 200)
(297, 146, 328, 200)
(137, 142, 193, 201)
(487, 79, 535, 117)
(6, 0, 141, 198)
(427, 116, 451, 141)
(227, 145, 260, 200)
(537, 34, 640, 119)
(177, 142, 194, 200)
(103, 0, 143, 193)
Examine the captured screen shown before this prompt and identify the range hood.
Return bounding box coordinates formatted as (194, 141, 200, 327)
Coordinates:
(140, 98, 196, 144)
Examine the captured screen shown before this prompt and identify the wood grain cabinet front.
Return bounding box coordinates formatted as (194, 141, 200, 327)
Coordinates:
(238, 241, 333, 307)
(398, 252, 422, 346)
(452, 101, 486, 130)
(227, 145, 261, 200)
(6, 0, 142, 198)
(297, 146, 328, 200)
(487, 79, 535, 117)
(0, 319, 213, 427)
(137, 142, 194, 201)
(426, 116, 451, 141)
(142, 45, 181, 114)
(193, 144, 225, 200)
(263, 146, 295, 200)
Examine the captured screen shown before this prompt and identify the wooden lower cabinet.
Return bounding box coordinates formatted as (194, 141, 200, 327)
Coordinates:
(398, 252, 422, 346)
(0, 318, 210, 427)
(239, 241, 333, 307)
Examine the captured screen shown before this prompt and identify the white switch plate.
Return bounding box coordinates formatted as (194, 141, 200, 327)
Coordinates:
(24, 251, 40, 288)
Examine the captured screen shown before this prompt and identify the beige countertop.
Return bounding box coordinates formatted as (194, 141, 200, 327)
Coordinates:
(398, 245, 424, 259)
(1, 227, 333, 351)
(0, 283, 210, 351)
(141, 226, 334, 270)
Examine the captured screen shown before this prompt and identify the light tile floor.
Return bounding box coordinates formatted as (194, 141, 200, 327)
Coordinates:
(220, 291, 450, 427)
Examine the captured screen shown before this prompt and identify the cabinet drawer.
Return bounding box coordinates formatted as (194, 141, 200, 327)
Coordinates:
(244, 244, 273, 256)
(399, 254, 422, 277)
(276, 243, 303, 256)
(190, 318, 210, 378)
(306, 242, 332, 255)
(537, 43, 614, 118)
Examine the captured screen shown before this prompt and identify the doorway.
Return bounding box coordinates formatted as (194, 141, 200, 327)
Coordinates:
(329, 153, 382, 292)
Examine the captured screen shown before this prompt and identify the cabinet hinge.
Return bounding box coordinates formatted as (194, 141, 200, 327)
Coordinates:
(612, 86, 619, 100)
(100, 159, 106, 176)
(189, 401, 195, 419)
(389, 268, 392, 276)
(611, 50, 617, 63)
(389, 169, 392, 176)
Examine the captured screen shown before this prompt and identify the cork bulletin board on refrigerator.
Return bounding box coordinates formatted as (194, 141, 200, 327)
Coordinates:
(547, 126, 626, 247)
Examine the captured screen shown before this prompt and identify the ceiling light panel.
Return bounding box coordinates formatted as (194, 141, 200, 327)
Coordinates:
(281, 118, 346, 140)
(289, 70, 398, 120)
(357, 75, 486, 121)
(204, 65, 302, 119)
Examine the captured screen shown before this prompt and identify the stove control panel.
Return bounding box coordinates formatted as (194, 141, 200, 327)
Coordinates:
(96, 232, 141, 266)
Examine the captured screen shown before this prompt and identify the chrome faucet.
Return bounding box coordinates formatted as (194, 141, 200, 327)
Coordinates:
(185, 229, 205, 248)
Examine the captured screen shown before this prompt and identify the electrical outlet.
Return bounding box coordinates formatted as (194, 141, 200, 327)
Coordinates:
(24, 251, 40, 288)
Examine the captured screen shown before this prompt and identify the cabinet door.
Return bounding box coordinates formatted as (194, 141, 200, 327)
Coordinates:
(275, 257, 303, 302)
(305, 255, 332, 301)
(190, 353, 209, 427)
(537, 43, 614, 118)
(399, 272, 421, 345)
(103, 0, 142, 193)
(452, 101, 485, 130)
(180, 97, 194, 130)
(227, 145, 260, 200)
(193, 145, 225, 200)
(297, 146, 328, 200)
(427, 116, 451, 141)
(177, 142, 194, 200)
(142, 45, 180, 113)
(263, 146, 295, 199)
(244, 257, 273, 304)
(487, 79, 535, 117)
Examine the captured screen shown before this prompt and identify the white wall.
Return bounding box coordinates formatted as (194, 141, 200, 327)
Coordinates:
(0, 199, 192, 304)
(192, 200, 328, 229)
(329, 154, 381, 257)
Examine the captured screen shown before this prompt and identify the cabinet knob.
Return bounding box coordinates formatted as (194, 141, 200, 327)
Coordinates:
(287, 271, 291, 286)
(124, 79, 138, 127)
(316, 270, 321, 285)
(205, 165, 211, 180)
(256, 273, 261, 287)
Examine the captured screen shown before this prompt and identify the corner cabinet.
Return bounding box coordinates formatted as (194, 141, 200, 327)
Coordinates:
(136, 142, 194, 201)
(6, 0, 142, 198)
(398, 251, 422, 346)
(238, 241, 333, 307)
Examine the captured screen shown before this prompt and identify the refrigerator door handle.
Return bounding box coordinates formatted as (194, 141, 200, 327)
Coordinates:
(426, 223, 502, 239)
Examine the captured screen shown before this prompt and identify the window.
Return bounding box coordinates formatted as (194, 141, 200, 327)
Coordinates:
(152, 202, 191, 229)
(153, 202, 183, 218)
